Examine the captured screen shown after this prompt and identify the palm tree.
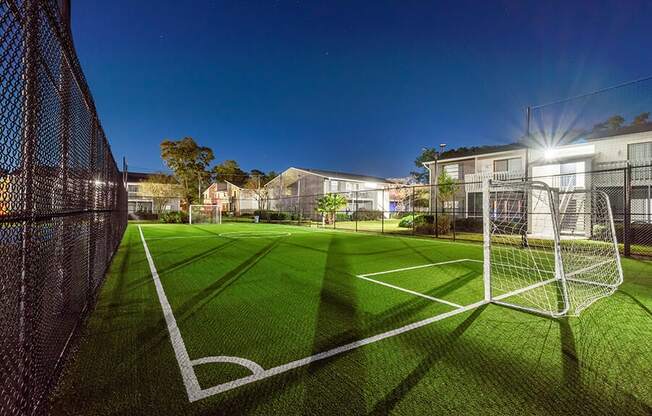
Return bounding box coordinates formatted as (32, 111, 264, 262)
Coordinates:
(316, 193, 348, 225)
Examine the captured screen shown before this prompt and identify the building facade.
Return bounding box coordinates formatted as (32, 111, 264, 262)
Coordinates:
(265, 167, 391, 219)
(126, 172, 181, 217)
(202, 181, 257, 215)
(424, 130, 652, 231)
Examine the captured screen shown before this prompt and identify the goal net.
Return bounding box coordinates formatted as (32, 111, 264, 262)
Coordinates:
(483, 180, 623, 317)
(189, 204, 222, 225)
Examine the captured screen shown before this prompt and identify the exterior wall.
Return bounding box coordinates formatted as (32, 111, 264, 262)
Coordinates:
(591, 131, 652, 165)
(127, 180, 181, 214)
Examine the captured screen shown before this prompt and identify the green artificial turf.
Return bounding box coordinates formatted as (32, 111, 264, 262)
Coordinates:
(50, 223, 652, 415)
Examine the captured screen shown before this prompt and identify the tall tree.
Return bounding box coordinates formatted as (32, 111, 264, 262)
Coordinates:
(212, 160, 249, 186)
(160, 137, 214, 207)
(632, 112, 650, 126)
(411, 147, 438, 183)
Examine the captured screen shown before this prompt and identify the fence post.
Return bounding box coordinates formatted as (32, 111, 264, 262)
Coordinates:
(624, 165, 632, 257)
(434, 184, 438, 238)
(412, 186, 415, 235)
(355, 190, 358, 232)
(381, 188, 385, 234)
(19, 1, 40, 412)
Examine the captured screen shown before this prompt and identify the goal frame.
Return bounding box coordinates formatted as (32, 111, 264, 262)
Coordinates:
(482, 179, 623, 317)
(189, 204, 222, 225)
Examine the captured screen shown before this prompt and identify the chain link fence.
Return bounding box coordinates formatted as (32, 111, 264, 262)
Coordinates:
(221, 166, 652, 257)
(1, 1, 127, 414)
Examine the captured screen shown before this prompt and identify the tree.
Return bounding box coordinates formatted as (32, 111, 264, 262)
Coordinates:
(411, 147, 438, 184)
(315, 193, 348, 225)
(593, 115, 625, 132)
(632, 112, 651, 126)
(212, 160, 249, 186)
(436, 170, 458, 211)
(244, 177, 270, 210)
(243, 170, 277, 210)
(160, 137, 214, 207)
(139, 174, 184, 214)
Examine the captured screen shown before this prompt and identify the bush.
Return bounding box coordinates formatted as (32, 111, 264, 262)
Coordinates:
(398, 214, 434, 228)
(415, 223, 435, 235)
(335, 213, 352, 221)
(160, 211, 188, 224)
(454, 217, 483, 233)
(436, 214, 451, 235)
(352, 209, 383, 221)
(254, 210, 289, 221)
(592, 224, 608, 240)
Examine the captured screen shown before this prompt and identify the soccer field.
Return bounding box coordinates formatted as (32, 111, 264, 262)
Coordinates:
(51, 223, 652, 415)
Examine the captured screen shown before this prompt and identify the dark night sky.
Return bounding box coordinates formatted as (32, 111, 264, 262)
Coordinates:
(71, 0, 652, 177)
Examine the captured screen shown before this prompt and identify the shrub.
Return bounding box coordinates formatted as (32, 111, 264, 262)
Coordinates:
(352, 209, 383, 221)
(415, 224, 435, 235)
(592, 224, 608, 240)
(454, 217, 483, 233)
(398, 214, 434, 228)
(335, 213, 352, 221)
(254, 210, 291, 221)
(160, 211, 188, 224)
(436, 214, 451, 235)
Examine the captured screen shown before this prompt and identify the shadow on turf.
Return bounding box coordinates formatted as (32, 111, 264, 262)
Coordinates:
(368, 304, 487, 415)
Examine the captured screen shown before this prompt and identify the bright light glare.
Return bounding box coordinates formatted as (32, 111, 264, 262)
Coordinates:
(544, 148, 556, 160)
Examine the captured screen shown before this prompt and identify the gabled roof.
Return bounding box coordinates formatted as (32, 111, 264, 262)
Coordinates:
(293, 167, 389, 183)
(422, 143, 527, 165)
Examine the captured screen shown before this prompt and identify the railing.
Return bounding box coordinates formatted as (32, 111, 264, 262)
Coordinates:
(464, 170, 526, 191)
(595, 160, 652, 184)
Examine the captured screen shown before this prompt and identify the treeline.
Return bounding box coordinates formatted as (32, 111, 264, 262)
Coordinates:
(158, 136, 278, 206)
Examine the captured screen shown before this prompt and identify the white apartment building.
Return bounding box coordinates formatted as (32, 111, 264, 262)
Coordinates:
(424, 129, 652, 232)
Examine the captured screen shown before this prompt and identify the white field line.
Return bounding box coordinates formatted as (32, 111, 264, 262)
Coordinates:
(138, 225, 487, 402)
(492, 277, 558, 301)
(357, 258, 473, 278)
(138, 225, 202, 400)
(355, 274, 463, 308)
(193, 300, 487, 400)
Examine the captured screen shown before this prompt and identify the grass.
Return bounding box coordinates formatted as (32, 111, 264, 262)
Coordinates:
(51, 222, 652, 415)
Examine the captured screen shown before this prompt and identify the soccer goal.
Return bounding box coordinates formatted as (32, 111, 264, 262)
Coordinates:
(482, 180, 623, 317)
(189, 204, 222, 225)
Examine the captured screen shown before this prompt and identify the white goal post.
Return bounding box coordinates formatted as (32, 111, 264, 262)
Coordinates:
(483, 180, 623, 317)
(189, 204, 222, 225)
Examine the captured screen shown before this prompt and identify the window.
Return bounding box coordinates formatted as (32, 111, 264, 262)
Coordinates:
(329, 180, 338, 192)
(443, 164, 459, 179)
(628, 142, 652, 161)
(560, 162, 577, 188)
(494, 157, 522, 173)
(467, 192, 483, 217)
(127, 184, 139, 193)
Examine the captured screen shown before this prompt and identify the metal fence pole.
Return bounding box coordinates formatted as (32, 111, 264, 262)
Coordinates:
(412, 186, 415, 235)
(434, 184, 438, 238)
(624, 165, 632, 257)
(355, 190, 358, 232)
(19, 1, 40, 411)
(381, 188, 385, 234)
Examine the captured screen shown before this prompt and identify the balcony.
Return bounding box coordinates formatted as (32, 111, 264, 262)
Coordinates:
(594, 159, 652, 186)
(463, 170, 526, 192)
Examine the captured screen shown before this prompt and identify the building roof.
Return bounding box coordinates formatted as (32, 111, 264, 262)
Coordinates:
(435, 143, 527, 162)
(294, 167, 389, 183)
(586, 122, 652, 141)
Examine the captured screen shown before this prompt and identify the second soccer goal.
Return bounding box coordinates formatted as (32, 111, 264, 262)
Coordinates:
(189, 204, 222, 225)
(482, 180, 623, 317)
